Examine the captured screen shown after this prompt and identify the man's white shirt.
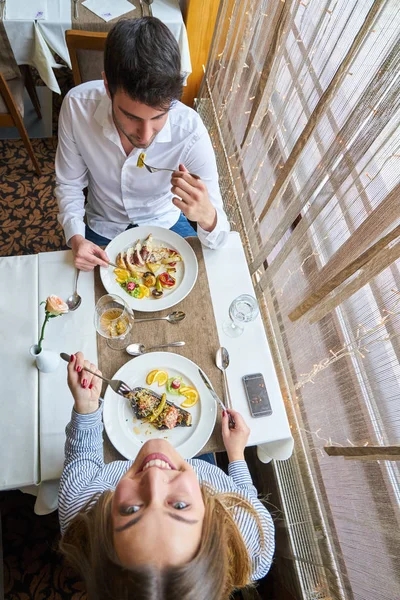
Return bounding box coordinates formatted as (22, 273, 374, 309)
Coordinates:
(55, 80, 230, 248)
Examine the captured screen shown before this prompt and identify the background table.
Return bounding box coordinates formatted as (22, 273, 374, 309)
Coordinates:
(1, 0, 192, 93)
(0, 232, 293, 513)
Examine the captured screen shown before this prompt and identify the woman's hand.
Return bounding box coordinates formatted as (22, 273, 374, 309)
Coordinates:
(67, 351, 102, 414)
(222, 409, 250, 462)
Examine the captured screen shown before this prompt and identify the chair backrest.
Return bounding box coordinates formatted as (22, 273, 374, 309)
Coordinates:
(65, 30, 108, 86)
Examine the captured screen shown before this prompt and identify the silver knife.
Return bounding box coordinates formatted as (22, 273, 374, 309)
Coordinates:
(198, 368, 235, 429)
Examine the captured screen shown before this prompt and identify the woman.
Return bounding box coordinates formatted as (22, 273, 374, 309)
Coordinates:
(59, 352, 275, 599)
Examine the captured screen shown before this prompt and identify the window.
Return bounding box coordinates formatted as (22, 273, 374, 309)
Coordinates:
(198, 1, 400, 598)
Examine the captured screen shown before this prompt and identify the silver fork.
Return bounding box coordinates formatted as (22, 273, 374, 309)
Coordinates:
(60, 353, 132, 396)
(142, 159, 200, 180)
(0, 0, 6, 20)
(73, 0, 79, 19)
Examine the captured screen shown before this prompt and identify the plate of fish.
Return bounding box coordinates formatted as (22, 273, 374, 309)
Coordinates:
(103, 352, 217, 459)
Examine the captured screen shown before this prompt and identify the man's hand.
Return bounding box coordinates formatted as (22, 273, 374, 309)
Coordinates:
(67, 352, 102, 415)
(171, 164, 217, 232)
(222, 409, 250, 463)
(70, 235, 110, 271)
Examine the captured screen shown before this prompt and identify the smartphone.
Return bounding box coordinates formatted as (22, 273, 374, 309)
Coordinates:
(242, 373, 273, 418)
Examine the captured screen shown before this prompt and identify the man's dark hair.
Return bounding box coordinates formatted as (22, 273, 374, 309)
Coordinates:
(104, 17, 184, 109)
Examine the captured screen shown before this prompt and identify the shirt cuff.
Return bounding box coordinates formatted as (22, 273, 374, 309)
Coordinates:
(228, 460, 254, 486)
(70, 401, 103, 429)
(197, 209, 229, 249)
(64, 218, 86, 247)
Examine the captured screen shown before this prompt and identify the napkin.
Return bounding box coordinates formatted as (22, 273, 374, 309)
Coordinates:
(33, 22, 61, 95)
(82, 0, 135, 22)
(5, 0, 48, 20)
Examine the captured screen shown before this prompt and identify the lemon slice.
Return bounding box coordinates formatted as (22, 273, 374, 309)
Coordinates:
(153, 370, 169, 387)
(114, 268, 130, 281)
(139, 284, 150, 298)
(146, 369, 158, 385)
(179, 386, 195, 394)
(179, 387, 199, 408)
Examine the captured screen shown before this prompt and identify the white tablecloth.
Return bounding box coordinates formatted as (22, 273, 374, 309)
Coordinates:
(3, 0, 72, 94)
(37, 251, 97, 481)
(152, 0, 191, 81)
(0, 255, 39, 489)
(3, 0, 192, 94)
(0, 233, 293, 512)
(203, 233, 294, 462)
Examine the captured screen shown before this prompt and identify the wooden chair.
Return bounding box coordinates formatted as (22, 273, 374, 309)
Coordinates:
(19, 65, 42, 120)
(65, 30, 108, 86)
(0, 72, 42, 176)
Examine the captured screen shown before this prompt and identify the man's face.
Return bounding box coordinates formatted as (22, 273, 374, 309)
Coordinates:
(104, 78, 170, 149)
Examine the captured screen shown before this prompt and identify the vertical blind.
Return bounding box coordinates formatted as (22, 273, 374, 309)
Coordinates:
(196, 1, 400, 599)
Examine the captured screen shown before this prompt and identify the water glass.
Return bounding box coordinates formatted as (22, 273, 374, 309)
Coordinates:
(222, 294, 259, 338)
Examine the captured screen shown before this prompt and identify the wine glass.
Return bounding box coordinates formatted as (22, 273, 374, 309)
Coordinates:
(222, 294, 259, 338)
(94, 294, 134, 350)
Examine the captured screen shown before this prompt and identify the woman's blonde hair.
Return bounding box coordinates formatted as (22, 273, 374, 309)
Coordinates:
(59, 484, 264, 599)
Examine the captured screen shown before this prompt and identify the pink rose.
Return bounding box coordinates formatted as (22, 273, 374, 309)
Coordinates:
(45, 295, 69, 316)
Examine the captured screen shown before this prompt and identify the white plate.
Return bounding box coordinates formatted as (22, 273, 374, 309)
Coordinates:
(100, 226, 198, 312)
(103, 352, 217, 460)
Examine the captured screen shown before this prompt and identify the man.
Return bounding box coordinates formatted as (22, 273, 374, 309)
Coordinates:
(56, 17, 230, 271)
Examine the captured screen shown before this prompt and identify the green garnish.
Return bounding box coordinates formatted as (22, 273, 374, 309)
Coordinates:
(166, 376, 184, 395)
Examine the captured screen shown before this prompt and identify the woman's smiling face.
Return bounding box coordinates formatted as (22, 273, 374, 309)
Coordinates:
(111, 439, 205, 568)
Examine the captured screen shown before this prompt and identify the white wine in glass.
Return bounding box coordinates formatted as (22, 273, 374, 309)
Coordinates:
(94, 294, 133, 350)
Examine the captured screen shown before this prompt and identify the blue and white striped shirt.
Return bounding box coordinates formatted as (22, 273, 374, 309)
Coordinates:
(58, 405, 275, 581)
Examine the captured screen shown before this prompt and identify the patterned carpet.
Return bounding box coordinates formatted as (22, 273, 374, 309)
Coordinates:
(0, 75, 67, 258)
(0, 491, 85, 600)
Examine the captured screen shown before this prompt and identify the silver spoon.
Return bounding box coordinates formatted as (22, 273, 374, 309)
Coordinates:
(126, 341, 185, 356)
(134, 310, 186, 324)
(216, 347, 232, 409)
(66, 269, 82, 311)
